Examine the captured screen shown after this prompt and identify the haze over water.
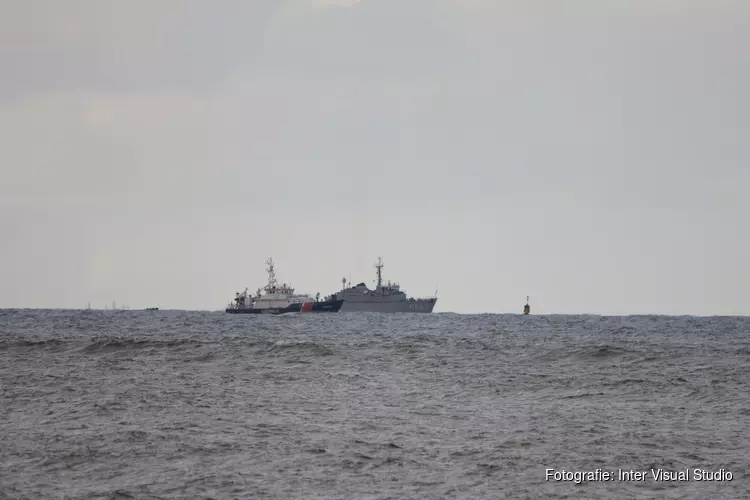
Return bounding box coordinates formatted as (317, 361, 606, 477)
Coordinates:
(1, 309, 748, 499)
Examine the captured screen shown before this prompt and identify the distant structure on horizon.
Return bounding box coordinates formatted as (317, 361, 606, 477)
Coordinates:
(86, 301, 129, 311)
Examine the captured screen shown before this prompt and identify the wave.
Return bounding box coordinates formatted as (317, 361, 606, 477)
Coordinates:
(79, 337, 207, 354)
(0, 338, 67, 350)
(575, 344, 635, 359)
(269, 340, 334, 356)
(530, 343, 639, 362)
(0, 336, 336, 359)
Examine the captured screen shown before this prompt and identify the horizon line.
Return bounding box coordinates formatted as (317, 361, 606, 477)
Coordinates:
(0, 307, 748, 318)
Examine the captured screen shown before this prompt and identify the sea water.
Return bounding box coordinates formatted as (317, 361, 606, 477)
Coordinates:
(1, 309, 748, 499)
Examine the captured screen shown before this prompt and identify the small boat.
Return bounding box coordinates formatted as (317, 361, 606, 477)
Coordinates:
(226, 258, 344, 315)
(145, 307, 159, 311)
(523, 296, 530, 315)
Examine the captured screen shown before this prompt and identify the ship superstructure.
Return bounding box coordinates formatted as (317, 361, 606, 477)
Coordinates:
(332, 257, 437, 313)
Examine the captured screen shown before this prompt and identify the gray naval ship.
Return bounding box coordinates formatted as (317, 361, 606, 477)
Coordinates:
(331, 257, 437, 313)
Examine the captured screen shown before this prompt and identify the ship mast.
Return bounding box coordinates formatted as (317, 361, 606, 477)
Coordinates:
(266, 257, 278, 288)
(375, 257, 383, 289)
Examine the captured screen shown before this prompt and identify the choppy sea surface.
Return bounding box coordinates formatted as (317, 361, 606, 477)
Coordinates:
(1, 309, 749, 500)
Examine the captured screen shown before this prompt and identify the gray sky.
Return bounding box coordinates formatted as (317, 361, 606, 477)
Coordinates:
(1, 0, 748, 315)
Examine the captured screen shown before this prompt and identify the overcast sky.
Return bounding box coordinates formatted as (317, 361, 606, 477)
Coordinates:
(1, 0, 748, 315)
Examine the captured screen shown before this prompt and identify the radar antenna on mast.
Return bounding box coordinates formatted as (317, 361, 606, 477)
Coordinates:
(266, 257, 277, 288)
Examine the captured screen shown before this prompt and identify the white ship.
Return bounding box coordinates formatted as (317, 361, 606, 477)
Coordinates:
(226, 258, 343, 314)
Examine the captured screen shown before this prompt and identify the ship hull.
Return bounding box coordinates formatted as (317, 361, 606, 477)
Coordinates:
(338, 298, 437, 313)
(226, 303, 302, 315)
(226, 299, 344, 315)
(309, 299, 344, 312)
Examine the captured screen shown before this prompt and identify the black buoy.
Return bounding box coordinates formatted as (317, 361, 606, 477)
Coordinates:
(523, 296, 530, 315)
